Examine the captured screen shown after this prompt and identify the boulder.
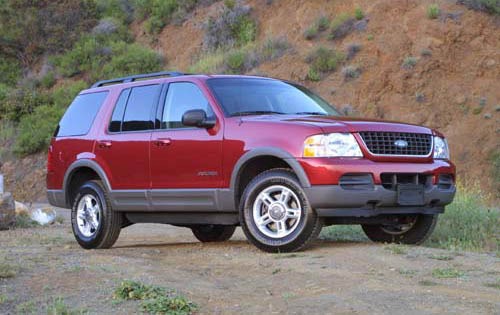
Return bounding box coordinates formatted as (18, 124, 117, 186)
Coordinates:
(0, 193, 16, 230)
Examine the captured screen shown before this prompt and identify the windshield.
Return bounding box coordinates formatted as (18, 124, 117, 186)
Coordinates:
(206, 78, 340, 117)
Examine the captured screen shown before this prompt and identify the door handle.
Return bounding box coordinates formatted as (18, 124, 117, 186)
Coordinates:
(154, 138, 172, 147)
(97, 141, 112, 149)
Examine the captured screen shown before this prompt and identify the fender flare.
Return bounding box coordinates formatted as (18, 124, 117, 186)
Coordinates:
(229, 147, 311, 194)
(63, 159, 112, 203)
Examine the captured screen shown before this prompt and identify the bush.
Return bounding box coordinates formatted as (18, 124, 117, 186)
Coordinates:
(457, 0, 500, 15)
(341, 65, 361, 80)
(0, 57, 21, 86)
(96, 0, 135, 24)
(306, 47, 345, 73)
(40, 72, 56, 89)
(354, 7, 365, 20)
(307, 68, 321, 81)
(304, 16, 329, 40)
(13, 104, 64, 156)
(402, 56, 418, 69)
(329, 13, 355, 40)
(203, 1, 257, 51)
(54, 36, 163, 82)
(427, 4, 441, 19)
(426, 184, 499, 252)
(346, 43, 361, 60)
(134, 0, 198, 33)
(0, 88, 51, 122)
(226, 50, 247, 72)
(260, 36, 290, 60)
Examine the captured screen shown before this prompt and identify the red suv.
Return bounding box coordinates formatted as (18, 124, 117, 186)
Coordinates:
(46, 72, 456, 252)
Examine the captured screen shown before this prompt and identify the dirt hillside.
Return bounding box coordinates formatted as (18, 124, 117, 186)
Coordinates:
(2, 0, 499, 203)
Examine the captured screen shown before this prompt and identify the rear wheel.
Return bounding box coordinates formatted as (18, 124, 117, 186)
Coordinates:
(361, 214, 438, 245)
(71, 180, 122, 249)
(240, 169, 323, 253)
(191, 225, 236, 242)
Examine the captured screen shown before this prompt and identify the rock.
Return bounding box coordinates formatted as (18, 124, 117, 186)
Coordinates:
(0, 193, 16, 230)
(15, 201, 30, 216)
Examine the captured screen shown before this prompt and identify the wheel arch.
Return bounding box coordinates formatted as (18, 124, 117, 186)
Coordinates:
(63, 159, 112, 208)
(230, 148, 311, 208)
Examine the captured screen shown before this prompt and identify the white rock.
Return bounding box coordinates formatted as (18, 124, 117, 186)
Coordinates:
(30, 207, 57, 225)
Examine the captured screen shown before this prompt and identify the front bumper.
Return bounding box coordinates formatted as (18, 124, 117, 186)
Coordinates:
(304, 184, 456, 217)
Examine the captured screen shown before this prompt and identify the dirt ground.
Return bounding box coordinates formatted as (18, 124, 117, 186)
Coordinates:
(0, 208, 498, 314)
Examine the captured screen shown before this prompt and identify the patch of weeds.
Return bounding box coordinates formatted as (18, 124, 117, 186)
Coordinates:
(354, 7, 365, 20)
(329, 13, 355, 40)
(427, 4, 441, 19)
(260, 36, 290, 60)
(456, 0, 500, 15)
(0, 294, 7, 305)
(426, 184, 499, 252)
(320, 225, 367, 242)
(272, 268, 281, 275)
(114, 280, 197, 315)
(342, 65, 361, 81)
(419, 279, 438, 286)
(282, 292, 297, 300)
(402, 56, 418, 70)
(483, 279, 500, 289)
(306, 47, 345, 81)
(46, 297, 85, 315)
(384, 244, 408, 255)
(367, 34, 374, 41)
(304, 15, 329, 40)
(55, 215, 65, 224)
(15, 213, 40, 229)
(428, 254, 454, 261)
(432, 267, 465, 279)
(415, 92, 426, 103)
(16, 300, 36, 314)
(0, 262, 17, 279)
(346, 43, 362, 60)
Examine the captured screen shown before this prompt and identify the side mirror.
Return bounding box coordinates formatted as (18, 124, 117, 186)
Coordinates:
(182, 109, 215, 128)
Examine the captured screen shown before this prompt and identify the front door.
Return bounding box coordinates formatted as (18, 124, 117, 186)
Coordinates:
(150, 82, 223, 211)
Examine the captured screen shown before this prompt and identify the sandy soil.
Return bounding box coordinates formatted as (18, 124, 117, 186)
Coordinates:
(0, 209, 499, 314)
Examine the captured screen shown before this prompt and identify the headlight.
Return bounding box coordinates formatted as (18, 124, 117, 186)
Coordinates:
(433, 136, 450, 159)
(303, 133, 363, 157)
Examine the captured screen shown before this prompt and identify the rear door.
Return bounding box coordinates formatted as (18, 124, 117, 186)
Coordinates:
(149, 81, 224, 211)
(95, 84, 161, 210)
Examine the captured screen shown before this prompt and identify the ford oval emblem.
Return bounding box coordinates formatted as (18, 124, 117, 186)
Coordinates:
(394, 139, 409, 148)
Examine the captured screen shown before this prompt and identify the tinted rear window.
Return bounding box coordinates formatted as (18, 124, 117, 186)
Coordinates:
(56, 91, 108, 137)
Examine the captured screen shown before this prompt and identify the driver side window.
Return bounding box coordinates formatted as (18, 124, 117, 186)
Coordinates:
(162, 82, 214, 129)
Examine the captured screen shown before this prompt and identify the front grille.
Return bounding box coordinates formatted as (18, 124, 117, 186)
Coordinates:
(359, 132, 432, 156)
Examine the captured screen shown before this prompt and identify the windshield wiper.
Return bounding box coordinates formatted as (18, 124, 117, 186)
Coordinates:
(230, 110, 286, 117)
(294, 111, 328, 116)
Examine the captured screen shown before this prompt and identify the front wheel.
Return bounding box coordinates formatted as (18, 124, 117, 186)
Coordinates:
(240, 169, 323, 253)
(191, 225, 236, 242)
(361, 214, 438, 245)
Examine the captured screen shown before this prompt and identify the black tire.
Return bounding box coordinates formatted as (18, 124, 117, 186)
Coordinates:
(361, 214, 438, 245)
(240, 169, 323, 253)
(191, 225, 236, 242)
(71, 180, 122, 249)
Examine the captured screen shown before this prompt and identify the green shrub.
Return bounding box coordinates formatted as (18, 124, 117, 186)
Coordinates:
(14, 104, 65, 156)
(306, 47, 345, 73)
(457, 0, 500, 15)
(0, 262, 17, 279)
(341, 65, 361, 80)
(133, 0, 198, 33)
(402, 56, 418, 69)
(0, 57, 21, 86)
(426, 184, 499, 252)
(260, 36, 290, 60)
(354, 7, 365, 20)
(304, 25, 319, 40)
(307, 68, 321, 81)
(491, 150, 500, 197)
(54, 36, 163, 82)
(40, 72, 56, 89)
(304, 16, 329, 40)
(97, 0, 134, 24)
(226, 51, 247, 73)
(329, 13, 355, 40)
(427, 4, 441, 19)
(0, 88, 51, 122)
(203, 2, 257, 51)
(114, 280, 197, 315)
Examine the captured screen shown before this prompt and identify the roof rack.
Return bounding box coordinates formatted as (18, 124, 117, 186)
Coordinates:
(90, 71, 188, 88)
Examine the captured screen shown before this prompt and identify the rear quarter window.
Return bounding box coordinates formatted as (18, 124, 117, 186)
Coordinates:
(56, 91, 108, 137)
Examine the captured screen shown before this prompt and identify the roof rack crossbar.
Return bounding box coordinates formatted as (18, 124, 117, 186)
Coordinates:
(90, 71, 187, 88)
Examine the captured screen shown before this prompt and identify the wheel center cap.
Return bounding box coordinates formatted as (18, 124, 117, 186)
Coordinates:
(269, 204, 286, 220)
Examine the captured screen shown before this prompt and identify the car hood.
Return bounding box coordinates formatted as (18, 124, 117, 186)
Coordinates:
(241, 115, 433, 134)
